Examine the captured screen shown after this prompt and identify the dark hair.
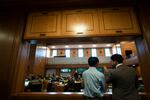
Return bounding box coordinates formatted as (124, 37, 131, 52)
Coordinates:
(111, 54, 123, 63)
(88, 57, 99, 66)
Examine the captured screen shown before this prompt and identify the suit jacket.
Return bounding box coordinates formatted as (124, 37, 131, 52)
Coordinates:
(108, 65, 141, 100)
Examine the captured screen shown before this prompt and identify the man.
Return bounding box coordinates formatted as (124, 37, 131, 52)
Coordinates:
(104, 54, 141, 100)
(82, 57, 105, 100)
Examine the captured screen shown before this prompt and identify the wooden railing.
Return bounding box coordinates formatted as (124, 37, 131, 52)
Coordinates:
(12, 92, 150, 100)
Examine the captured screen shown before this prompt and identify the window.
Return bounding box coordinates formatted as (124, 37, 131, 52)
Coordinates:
(36, 46, 47, 57)
(46, 48, 50, 58)
(65, 49, 70, 58)
(52, 50, 57, 57)
(116, 47, 122, 54)
(112, 46, 122, 55)
(91, 48, 97, 57)
(104, 48, 111, 56)
(78, 49, 84, 57)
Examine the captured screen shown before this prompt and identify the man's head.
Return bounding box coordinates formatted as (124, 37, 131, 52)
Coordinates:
(88, 57, 99, 67)
(110, 54, 123, 68)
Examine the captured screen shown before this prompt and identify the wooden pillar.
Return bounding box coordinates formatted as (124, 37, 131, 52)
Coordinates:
(136, 3, 150, 92)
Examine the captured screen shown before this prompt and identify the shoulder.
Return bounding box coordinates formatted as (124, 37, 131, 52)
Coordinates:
(109, 69, 115, 74)
(99, 71, 104, 76)
(128, 67, 136, 73)
(82, 70, 88, 75)
(96, 71, 105, 79)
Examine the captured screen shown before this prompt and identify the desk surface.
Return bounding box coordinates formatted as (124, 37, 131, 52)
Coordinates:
(12, 92, 150, 100)
(13, 92, 147, 96)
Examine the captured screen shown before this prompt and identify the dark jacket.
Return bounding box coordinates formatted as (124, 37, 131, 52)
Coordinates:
(108, 65, 141, 100)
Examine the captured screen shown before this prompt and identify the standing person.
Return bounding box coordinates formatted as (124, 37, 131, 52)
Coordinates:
(82, 57, 105, 100)
(104, 54, 141, 100)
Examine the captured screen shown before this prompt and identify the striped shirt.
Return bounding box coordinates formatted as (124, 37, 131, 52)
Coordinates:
(82, 67, 105, 98)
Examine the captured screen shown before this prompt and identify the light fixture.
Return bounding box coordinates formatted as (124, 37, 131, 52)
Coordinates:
(51, 46, 55, 49)
(92, 44, 97, 47)
(116, 44, 120, 47)
(78, 45, 83, 48)
(74, 25, 86, 34)
(106, 44, 111, 47)
(65, 45, 69, 48)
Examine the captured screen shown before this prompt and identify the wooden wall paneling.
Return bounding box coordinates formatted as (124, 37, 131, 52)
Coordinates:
(138, 4, 150, 52)
(135, 37, 150, 92)
(7, 15, 29, 94)
(0, 12, 27, 98)
(28, 44, 36, 75)
(137, 4, 150, 92)
(12, 42, 30, 93)
(33, 45, 47, 76)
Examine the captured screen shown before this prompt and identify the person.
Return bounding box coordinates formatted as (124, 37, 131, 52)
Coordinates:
(41, 77, 48, 92)
(104, 54, 141, 100)
(65, 76, 75, 92)
(82, 57, 105, 100)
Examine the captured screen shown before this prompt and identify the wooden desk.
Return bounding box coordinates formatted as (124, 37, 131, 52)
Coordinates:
(12, 92, 150, 100)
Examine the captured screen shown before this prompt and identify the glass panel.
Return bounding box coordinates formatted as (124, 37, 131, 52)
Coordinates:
(91, 48, 97, 57)
(104, 48, 111, 56)
(78, 49, 84, 57)
(52, 50, 57, 57)
(116, 47, 122, 54)
(65, 49, 70, 58)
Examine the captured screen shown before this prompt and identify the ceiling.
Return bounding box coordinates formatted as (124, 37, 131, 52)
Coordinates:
(0, 0, 137, 9)
(47, 43, 115, 49)
(31, 36, 137, 45)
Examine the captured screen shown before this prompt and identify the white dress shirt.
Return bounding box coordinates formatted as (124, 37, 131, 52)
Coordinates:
(116, 63, 123, 68)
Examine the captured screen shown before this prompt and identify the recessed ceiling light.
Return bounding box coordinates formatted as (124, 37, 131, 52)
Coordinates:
(78, 45, 83, 48)
(106, 44, 111, 47)
(116, 44, 120, 47)
(51, 46, 55, 49)
(92, 44, 97, 47)
(65, 45, 69, 48)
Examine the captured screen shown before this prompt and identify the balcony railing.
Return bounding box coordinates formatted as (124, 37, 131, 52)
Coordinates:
(47, 56, 110, 64)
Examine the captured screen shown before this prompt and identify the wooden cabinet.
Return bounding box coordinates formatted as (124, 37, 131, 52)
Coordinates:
(24, 7, 141, 39)
(24, 11, 61, 39)
(98, 7, 140, 36)
(62, 9, 99, 37)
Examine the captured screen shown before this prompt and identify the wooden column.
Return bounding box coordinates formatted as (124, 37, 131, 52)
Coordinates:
(0, 11, 27, 99)
(136, 3, 150, 92)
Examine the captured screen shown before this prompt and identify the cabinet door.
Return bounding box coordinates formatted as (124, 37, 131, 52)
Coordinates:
(24, 11, 61, 39)
(99, 7, 140, 36)
(62, 9, 99, 37)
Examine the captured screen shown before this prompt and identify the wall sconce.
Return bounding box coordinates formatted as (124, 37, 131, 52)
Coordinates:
(74, 25, 86, 34)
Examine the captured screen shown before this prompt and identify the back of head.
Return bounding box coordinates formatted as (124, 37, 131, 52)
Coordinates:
(111, 54, 123, 63)
(88, 57, 99, 67)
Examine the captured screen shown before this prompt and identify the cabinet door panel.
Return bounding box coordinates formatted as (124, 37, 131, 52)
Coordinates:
(62, 9, 99, 37)
(30, 15, 57, 33)
(24, 11, 61, 39)
(103, 11, 132, 29)
(99, 8, 140, 36)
